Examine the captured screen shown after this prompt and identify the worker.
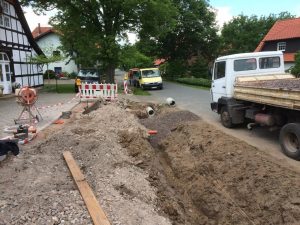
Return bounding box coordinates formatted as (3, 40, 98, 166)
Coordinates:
(124, 72, 128, 81)
(75, 77, 81, 93)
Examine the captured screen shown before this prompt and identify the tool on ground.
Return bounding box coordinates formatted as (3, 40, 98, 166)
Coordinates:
(63, 151, 111, 225)
(148, 130, 158, 135)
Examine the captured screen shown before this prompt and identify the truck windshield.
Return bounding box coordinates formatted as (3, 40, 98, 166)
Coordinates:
(78, 70, 99, 78)
(141, 69, 160, 78)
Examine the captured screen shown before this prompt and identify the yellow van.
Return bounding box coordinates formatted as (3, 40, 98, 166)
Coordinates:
(138, 68, 163, 90)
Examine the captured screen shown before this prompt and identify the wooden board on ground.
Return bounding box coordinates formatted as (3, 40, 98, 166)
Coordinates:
(63, 151, 111, 225)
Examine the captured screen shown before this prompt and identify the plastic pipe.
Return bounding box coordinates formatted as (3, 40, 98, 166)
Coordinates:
(146, 106, 155, 116)
(166, 97, 175, 106)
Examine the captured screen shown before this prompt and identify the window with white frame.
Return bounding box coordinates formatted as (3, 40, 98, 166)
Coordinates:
(0, 15, 3, 26)
(4, 16, 9, 27)
(3, 2, 9, 14)
(277, 42, 286, 51)
(0, 0, 9, 14)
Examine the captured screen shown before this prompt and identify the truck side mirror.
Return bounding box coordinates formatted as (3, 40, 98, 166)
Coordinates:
(209, 67, 213, 77)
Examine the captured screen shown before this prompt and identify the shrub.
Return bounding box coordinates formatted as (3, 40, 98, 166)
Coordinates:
(43, 70, 56, 79)
(291, 51, 300, 77)
(176, 77, 211, 87)
(163, 60, 188, 80)
(188, 57, 210, 79)
(69, 72, 78, 79)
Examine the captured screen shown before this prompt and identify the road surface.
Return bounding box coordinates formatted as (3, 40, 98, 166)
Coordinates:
(128, 81, 300, 172)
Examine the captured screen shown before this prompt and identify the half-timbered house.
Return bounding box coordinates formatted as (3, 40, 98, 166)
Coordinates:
(0, 0, 43, 95)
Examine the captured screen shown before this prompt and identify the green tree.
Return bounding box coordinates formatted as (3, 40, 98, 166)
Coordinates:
(138, 0, 220, 79)
(27, 46, 65, 82)
(21, 0, 177, 83)
(291, 51, 300, 77)
(119, 45, 153, 71)
(220, 12, 295, 55)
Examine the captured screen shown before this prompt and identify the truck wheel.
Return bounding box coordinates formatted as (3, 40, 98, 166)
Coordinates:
(279, 123, 300, 160)
(220, 106, 233, 128)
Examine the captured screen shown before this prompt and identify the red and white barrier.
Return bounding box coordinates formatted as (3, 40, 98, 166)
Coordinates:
(79, 83, 118, 101)
(123, 80, 128, 94)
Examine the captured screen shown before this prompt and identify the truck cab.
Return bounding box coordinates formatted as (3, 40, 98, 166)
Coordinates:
(211, 51, 285, 104)
(138, 68, 163, 90)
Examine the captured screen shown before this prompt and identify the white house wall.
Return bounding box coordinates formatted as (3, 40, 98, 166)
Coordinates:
(36, 33, 78, 74)
(0, 0, 43, 89)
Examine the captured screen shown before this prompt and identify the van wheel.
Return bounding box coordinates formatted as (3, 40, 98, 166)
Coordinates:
(220, 106, 233, 128)
(279, 123, 300, 160)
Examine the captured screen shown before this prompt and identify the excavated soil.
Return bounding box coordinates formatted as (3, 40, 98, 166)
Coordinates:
(1, 99, 300, 225)
(121, 101, 300, 225)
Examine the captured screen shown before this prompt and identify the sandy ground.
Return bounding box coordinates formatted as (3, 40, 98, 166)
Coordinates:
(1, 99, 300, 225)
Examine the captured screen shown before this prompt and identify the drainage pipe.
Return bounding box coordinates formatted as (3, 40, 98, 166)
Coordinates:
(146, 106, 155, 116)
(166, 97, 175, 106)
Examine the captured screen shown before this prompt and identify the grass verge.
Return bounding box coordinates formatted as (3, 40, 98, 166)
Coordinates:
(41, 84, 75, 93)
(132, 87, 151, 96)
(176, 77, 211, 89)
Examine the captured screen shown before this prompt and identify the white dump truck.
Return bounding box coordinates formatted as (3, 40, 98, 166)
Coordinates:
(210, 51, 300, 160)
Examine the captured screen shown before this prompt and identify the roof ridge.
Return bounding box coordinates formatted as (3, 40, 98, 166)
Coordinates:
(276, 17, 300, 22)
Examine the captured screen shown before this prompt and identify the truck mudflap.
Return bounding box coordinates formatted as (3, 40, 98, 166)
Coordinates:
(215, 97, 245, 125)
(211, 102, 218, 112)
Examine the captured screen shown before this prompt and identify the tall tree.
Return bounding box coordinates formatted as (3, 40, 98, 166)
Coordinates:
(220, 12, 295, 55)
(138, 0, 220, 79)
(119, 45, 153, 71)
(21, 0, 177, 83)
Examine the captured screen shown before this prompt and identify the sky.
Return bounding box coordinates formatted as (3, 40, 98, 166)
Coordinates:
(211, 0, 300, 28)
(24, 1, 300, 33)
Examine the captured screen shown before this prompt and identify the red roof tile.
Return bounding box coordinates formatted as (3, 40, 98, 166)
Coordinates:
(255, 17, 300, 52)
(264, 18, 300, 41)
(154, 59, 165, 66)
(283, 53, 295, 62)
(32, 26, 54, 39)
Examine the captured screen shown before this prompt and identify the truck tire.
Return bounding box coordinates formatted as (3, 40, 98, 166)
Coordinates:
(279, 123, 300, 160)
(220, 106, 234, 128)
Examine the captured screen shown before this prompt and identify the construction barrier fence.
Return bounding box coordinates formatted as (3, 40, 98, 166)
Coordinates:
(79, 83, 118, 101)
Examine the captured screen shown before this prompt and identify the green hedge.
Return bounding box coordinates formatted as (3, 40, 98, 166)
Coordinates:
(176, 77, 211, 87)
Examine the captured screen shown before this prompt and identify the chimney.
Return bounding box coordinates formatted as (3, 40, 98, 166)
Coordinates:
(38, 23, 41, 34)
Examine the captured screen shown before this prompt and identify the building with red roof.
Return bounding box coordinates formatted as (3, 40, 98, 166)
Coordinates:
(32, 24, 78, 75)
(255, 17, 300, 70)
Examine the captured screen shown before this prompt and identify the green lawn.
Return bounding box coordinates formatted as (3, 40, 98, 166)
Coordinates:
(117, 83, 151, 96)
(175, 77, 211, 90)
(132, 87, 151, 96)
(41, 84, 75, 93)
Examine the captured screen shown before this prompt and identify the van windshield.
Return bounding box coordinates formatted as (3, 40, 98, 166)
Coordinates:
(141, 69, 160, 78)
(78, 70, 99, 78)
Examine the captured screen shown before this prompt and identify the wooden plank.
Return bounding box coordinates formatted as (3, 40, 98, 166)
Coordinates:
(63, 151, 111, 225)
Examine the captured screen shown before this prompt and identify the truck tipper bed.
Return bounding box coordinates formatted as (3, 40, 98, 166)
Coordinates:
(234, 75, 300, 110)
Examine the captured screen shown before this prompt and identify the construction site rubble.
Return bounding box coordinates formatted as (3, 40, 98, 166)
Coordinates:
(0, 99, 299, 225)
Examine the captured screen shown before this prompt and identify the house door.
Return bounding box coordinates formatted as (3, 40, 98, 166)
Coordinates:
(0, 53, 12, 95)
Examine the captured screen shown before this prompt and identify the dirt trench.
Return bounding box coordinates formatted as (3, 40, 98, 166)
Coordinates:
(1, 100, 300, 225)
(120, 102, 300, 225)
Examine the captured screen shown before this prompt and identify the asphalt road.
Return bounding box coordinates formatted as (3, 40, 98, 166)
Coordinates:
(129, 81, 300, 172)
